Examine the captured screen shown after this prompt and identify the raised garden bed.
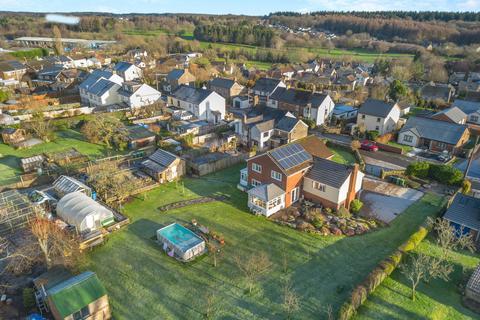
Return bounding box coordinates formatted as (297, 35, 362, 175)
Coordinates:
(158, 195, 230, 212)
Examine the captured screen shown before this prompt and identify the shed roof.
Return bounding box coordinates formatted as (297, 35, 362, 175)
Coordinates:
(148, 149, 178, 167)
(433, 107, 467, 123)
(48, 271, 107, 318)
(53, 175, 91, 196)
(467, 264, 480, 295)
(126, 126, 155, 141)
(444, 193, 480, 231)
(400, 116, 468, 145)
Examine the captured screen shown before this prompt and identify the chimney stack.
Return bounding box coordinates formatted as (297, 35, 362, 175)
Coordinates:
(345, 164, 360, 210)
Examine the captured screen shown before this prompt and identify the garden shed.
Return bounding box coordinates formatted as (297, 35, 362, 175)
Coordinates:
(156, 223, 206, 261)
(20, 155, 45, 173)
(56, 192, 114, 233)
(53, 175, 92, 198)
(466, 264, 480, 305)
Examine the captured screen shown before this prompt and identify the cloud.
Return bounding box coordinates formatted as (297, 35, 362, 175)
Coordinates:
(45, 14, 80, 25)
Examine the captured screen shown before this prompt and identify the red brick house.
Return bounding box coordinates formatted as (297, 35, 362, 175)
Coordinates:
(239, 136, 364, 216)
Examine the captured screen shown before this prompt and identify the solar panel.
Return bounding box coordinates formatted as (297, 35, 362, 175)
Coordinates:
(270, 143, 312, 171)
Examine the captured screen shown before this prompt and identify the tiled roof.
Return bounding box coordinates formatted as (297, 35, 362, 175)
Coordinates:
(276, 116, 303, 132)
(252, 77, 282, 93)
(269, 87, 329, 107)
(452, 99, 480, 114)
(433, 107, 467, 123)
(248, 183, 285, 201)
(88, 78, 119, 97)
(358, 99, 397, 118)
(444, 193, 480, 231)
(114, 61, 134, 73)
(400, 116, 468, 145)
(306, 157, 352, 188)
(166, 69, 185, 81)
(210, 77, 235, 89)
(170, 85, 213, 105)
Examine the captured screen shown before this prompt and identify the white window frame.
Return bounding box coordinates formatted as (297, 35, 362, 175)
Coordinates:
(252, 163, 262, 173)
(271, 170, 282, 181)
(251, 179, 261, 187)
(403, 135, 413, 143)
(313, 181, 326, 192)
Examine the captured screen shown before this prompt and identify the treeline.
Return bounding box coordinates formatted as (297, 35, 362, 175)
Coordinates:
(268, 14, 480, 46)
(194, 24, 276, 47)
(269, 11, 480, 22)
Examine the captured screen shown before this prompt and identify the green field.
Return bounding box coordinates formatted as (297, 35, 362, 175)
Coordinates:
(84, 164, 445, 319)
(356, 239, 480, 320)
(0, 129, 120, 185)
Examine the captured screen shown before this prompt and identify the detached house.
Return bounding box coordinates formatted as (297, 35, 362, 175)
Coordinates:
(118, 81, 161, 109)
(452, 99, 480, 125)
(113, 61, 142, 82)
(248, 77, 286, 106)
(240, 138, 363, 217)
(79, 69, 123, 106)
(168, 85, 225, 124)
(208, 77, 245, 101)
(268, 87, 335, 126)
(356, 99, 401, 135)
(165, 68, 196, 92)
(431, 107, 467, 124)
(398, 116, 470, 155)
(0, 60, 26, 81)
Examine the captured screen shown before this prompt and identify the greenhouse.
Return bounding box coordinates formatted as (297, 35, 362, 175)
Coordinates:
(56, 192, 114, 234)
(53, 175, 92, 198)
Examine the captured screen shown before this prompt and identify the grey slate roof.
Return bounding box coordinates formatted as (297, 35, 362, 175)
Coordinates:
(0, 60, 25, 72)
(276, 116, 302, 132)
(358, 99, 397, 118)
(444, 193, 480, 231)
(126, 126, 155, 140)
(433, 107, 467, 123)
(170, 85, 213, 104)
(210, 77, 235, 89)
(148, 149, 178, 167)
(252, 119, 275, 133)
(114, 61, 134, 73)
(252, 77, 282, 93)
(88, 78, 119, 97)
(306, 157, 352, 188)
(421, 84, 453, 101)
(400, 116, 468, 145)
(248, 183, 285, 201)
(79, 69, 114, 90)
(166, 69, 185, 81)
(269, 87, 329, 107)
(452, 99, 480, 115)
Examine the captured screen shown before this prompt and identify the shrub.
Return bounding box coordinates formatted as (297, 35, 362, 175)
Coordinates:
(406, 161, 430, 179)
(428, 164, 463, 186)
(462, 179, 472, 194)
(366, 130, 379, 141)
(338, 302, 355, 320)
(350, 199, 363, 214)
(337, 206, 351, 218)
(312, 217, 324, 229)
(23, 288, 36, 311)
(303, 118, 316, 129)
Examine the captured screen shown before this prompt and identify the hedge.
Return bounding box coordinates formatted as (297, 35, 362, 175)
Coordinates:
(406, 161, 463, 186)
(338, 224, 431, 319)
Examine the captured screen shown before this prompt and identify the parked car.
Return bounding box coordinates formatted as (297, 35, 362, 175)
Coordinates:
(437, 151, 451, 162)
(361, 140, 379, 152)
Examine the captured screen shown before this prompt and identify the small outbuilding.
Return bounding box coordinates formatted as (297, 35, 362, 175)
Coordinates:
(56, 192, 114, 233)
(156, 223, 206, 261)
(1, 127, 26, 146)
(443, 193, 480, 243)
(141, 149, 185, 183)
(465, 264, 480, 311)
(20, 155, 45, 173)
(125, 125, 156, 150)
(53, 175, 92, 198)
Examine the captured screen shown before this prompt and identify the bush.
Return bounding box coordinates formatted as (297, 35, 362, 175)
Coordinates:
(350, 199, 363, 214)
(406, 161, 430, 179)
(366, 130, 379, 141)
(312, 217, 324, 229)
(23, 288, 36, 311)
(302, 118, 316, 129)
(337, 206, 351, 218)
(428, 164, 463, 186)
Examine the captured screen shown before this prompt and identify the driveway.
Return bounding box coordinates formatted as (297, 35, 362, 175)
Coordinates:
(359, 178, 424, 223)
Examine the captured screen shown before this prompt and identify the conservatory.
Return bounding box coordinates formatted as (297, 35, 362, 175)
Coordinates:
(56, 192, 114, 233)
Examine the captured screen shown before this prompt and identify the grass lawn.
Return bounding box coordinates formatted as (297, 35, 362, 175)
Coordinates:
(0, 129, 121, 185)
(355, 239, 480, 320)
(330, 146, 357, 165)
(84, 164, 446, 319)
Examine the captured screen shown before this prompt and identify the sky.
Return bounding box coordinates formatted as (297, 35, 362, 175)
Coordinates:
(0, 0, 478, 15)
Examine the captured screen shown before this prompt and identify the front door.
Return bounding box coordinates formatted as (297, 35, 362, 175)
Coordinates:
(291, 187, 299, 204)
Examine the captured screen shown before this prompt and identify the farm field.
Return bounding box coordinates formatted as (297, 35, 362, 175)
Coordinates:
(355, 239, 480, 320)
(84, 164, 445, 319)
(0, 129, 122, 185)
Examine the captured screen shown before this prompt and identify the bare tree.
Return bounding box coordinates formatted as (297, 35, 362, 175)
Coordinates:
(235, 251, 272, 294)
(30, 217, 78, 269)
(25, 113, 56, 142)
(0, 235, 38, 289)
(400, 253, 452, 301)
(282, 280, 300, 319)
(207, 241, 222, 268)
(81, 115, 127, 149)
(52, 25, 64, 55)
(428, 217, 475, 261)
(202, 290, 222, 320)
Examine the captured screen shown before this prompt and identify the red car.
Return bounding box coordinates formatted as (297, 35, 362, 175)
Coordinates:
(361, 140, 379, 152)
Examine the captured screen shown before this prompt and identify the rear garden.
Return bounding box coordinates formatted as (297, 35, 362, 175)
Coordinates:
(83, 164, 447, 319)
